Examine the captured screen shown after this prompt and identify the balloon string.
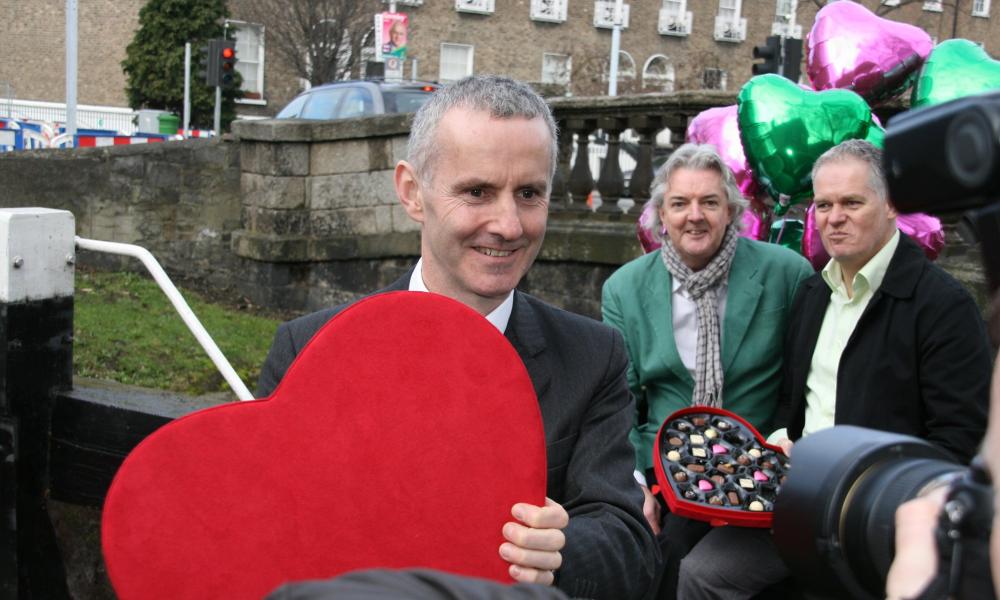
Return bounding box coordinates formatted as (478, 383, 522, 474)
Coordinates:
(775, 218, 787, 245)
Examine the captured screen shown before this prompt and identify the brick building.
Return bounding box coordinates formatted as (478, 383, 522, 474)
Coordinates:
(0, 0, 997, 121)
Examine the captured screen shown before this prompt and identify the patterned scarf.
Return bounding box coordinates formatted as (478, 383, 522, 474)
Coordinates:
(659, 225, 739, 407)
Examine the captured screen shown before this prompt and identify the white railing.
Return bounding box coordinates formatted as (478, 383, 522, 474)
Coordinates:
(1, 99, 137, 135)
(659, 10, 692, 36)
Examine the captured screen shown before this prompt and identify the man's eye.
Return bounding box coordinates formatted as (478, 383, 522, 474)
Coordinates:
(519, 189, 537, 200)
(469, 188, 483, 198)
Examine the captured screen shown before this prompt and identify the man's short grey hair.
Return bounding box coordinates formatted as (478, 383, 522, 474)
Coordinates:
(811, 139, 888, 203)
(644, 143, 749, 238)
(406, 74, 558, 184)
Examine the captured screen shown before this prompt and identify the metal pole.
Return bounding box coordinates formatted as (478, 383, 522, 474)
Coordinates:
(65, 0, 78, 137)
(607, 0, 624, 96)
(213, 86, 221, 136)
(183, 43, 191, 134)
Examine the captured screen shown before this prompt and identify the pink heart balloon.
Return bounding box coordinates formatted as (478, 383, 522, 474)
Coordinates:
(807, 1, 932, 103)
(685, 105, 759, 200)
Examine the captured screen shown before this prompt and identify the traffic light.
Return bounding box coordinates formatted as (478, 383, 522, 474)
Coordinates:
(783, 37, 803, 83)
(218, 40, 237, 87)
(200, 41, 220, 87)
(752, 36, 781, 76)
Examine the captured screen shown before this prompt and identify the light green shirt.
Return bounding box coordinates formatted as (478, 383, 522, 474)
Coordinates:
(801, 229, 900, 436)
(768, 229, 900, 444)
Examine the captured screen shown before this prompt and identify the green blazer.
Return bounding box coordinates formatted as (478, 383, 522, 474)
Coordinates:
(602, 237, 813, 473)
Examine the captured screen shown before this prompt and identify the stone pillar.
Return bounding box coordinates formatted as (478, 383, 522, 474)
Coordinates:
(0, 208, 76, 599)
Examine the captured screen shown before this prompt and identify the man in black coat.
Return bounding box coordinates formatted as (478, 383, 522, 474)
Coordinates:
(257, 75, 658, 600)
(775, 139, 991, 463)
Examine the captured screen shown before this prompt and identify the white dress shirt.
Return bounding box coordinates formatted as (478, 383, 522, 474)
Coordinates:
(408, 258, 514, 333)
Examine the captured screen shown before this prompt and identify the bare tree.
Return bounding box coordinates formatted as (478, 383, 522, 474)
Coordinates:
(240, 0, 381, 86)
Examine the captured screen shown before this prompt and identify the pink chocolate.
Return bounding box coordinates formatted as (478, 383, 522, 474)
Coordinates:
(753, 470, 769, 482)
(711, 444, 728, 454)
(697, 479, 713, 491)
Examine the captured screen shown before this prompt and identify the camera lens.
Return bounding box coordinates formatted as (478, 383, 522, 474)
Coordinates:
(773, 426, 961, 600)
(946, 109, 997, 191)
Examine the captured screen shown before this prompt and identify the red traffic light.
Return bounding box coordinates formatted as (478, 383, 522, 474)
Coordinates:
(222, 47, 235, 60)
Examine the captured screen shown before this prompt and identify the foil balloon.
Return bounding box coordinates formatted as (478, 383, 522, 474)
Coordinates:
(807, 0, 932, 103)
(803, 204, 830, 271)
(912, 39, 1000, 109)
(685, 105, 759, 201)
(768, 218, 805, 256)
(737, 74, 883, 214)
(804, 205, 945, 264)
(637, 201, 660, 254)
(898, 213, 945, 261)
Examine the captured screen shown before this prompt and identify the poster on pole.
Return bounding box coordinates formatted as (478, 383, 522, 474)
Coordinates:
(379, 12, 408, 61)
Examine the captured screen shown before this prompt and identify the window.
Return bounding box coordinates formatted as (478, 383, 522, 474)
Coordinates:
(972, 0, 990, 16)
(702, 68, 727, 90)
(455, 0, 495, 14)
(659, 0, 692, 36)
(594, 1, 630, 29)
(227, 21, 265, 102)
(642, 55, 675, 92)
(439, 43, 474, 82)
(772, 0, 802, 38)
(715, 0, 746, 42)
(603, 51, 636, 82)
(882, 0, 900, 6)
(300, 88, 348, 119)
(531, 0, 568, 22)
(542, 53, 572, 85)
(337, 87, 375, 119)
(923, 1, 943, 11)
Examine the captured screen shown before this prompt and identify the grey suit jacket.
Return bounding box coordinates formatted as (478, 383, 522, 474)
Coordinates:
(257, 273, 659, 600)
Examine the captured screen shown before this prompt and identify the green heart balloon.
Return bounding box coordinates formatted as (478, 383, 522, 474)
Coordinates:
(912, 39, 1000, 109)
(737, 74, 883, 214)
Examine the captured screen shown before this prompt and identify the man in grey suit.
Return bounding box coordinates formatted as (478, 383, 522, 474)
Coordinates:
(257, 75, 658, 600)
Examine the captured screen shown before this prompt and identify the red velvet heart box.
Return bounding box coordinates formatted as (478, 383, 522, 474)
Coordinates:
(101, 291, 547, 599)
(653, 407, 789, 528)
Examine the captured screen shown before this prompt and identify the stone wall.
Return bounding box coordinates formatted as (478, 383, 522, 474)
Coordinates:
(0, 138, 242, 291)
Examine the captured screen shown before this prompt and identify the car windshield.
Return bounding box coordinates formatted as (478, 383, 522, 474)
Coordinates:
(382, 89, 436, 114)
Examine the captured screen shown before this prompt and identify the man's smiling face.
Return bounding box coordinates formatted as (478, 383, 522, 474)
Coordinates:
(405, 106, 552, 315)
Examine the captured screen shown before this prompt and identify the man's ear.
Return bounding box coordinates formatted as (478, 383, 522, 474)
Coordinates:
(395, 160, 424, 224)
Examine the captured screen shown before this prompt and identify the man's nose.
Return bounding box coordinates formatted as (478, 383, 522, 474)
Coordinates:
(488, 195, 524, 240)
(828, 204, 847, 224)
(688, 202, 705, 221)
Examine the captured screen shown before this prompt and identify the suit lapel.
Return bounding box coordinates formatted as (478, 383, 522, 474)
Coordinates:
(505, 292, 552, 401)
(721, 244, 763, 372)
(641, 259, 693, 385)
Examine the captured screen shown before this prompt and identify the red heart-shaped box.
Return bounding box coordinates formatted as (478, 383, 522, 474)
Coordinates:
(101, 291, 547, 599)
(653, 407, 789, 528)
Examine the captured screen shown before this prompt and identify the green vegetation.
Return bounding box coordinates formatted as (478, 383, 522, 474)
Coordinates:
(121, 0, 241, 130)
(74, 270, 279, 396)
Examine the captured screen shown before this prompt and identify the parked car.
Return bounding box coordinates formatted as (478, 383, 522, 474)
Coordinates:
(275, 80, 440, 120)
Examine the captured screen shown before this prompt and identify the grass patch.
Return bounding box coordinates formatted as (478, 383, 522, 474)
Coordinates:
(74, 269, 280, 396)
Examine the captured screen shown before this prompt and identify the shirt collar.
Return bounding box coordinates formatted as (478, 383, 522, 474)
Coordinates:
(409, 258, 514, 333)
(822, 229, 900, 298)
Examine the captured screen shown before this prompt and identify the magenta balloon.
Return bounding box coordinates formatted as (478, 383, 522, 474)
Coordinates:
(741, 209, 768, 242)
(803, 203, 830, 271)
(685, 105, 759, 199)
(898, 213, 945, 261)
(807, 1, 932, 103)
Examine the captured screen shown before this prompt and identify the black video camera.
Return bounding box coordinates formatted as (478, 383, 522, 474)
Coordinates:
(770, 90, 1000, 600)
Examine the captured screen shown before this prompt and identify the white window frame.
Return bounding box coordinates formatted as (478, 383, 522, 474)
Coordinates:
(455, 0, 495, 15)
(972, 0, 991, 17)
(601, 50, 636, 82)
(772, 0, 802, 38)
(541, 53, 572, 85)
(923, 1, 943, 11)
(882, 0, 900, 6)
(530, 0, 568, 22)
(642, 54, 675, 92)
(439, 43, 474, 82)
(659, 0, 693, 36)
(714, 0, 747, 43)
(226, 20, 266, 105)
(594, 1, 631, 29)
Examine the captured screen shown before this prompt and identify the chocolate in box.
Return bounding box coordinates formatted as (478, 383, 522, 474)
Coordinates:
(653, 407, 790, 528)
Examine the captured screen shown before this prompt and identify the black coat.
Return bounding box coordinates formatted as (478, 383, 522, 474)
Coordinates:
(258, 274, 660, 600)
(777, 234, 991, 463)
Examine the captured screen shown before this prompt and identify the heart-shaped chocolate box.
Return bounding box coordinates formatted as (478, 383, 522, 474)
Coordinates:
(654, 407, 790, 527)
